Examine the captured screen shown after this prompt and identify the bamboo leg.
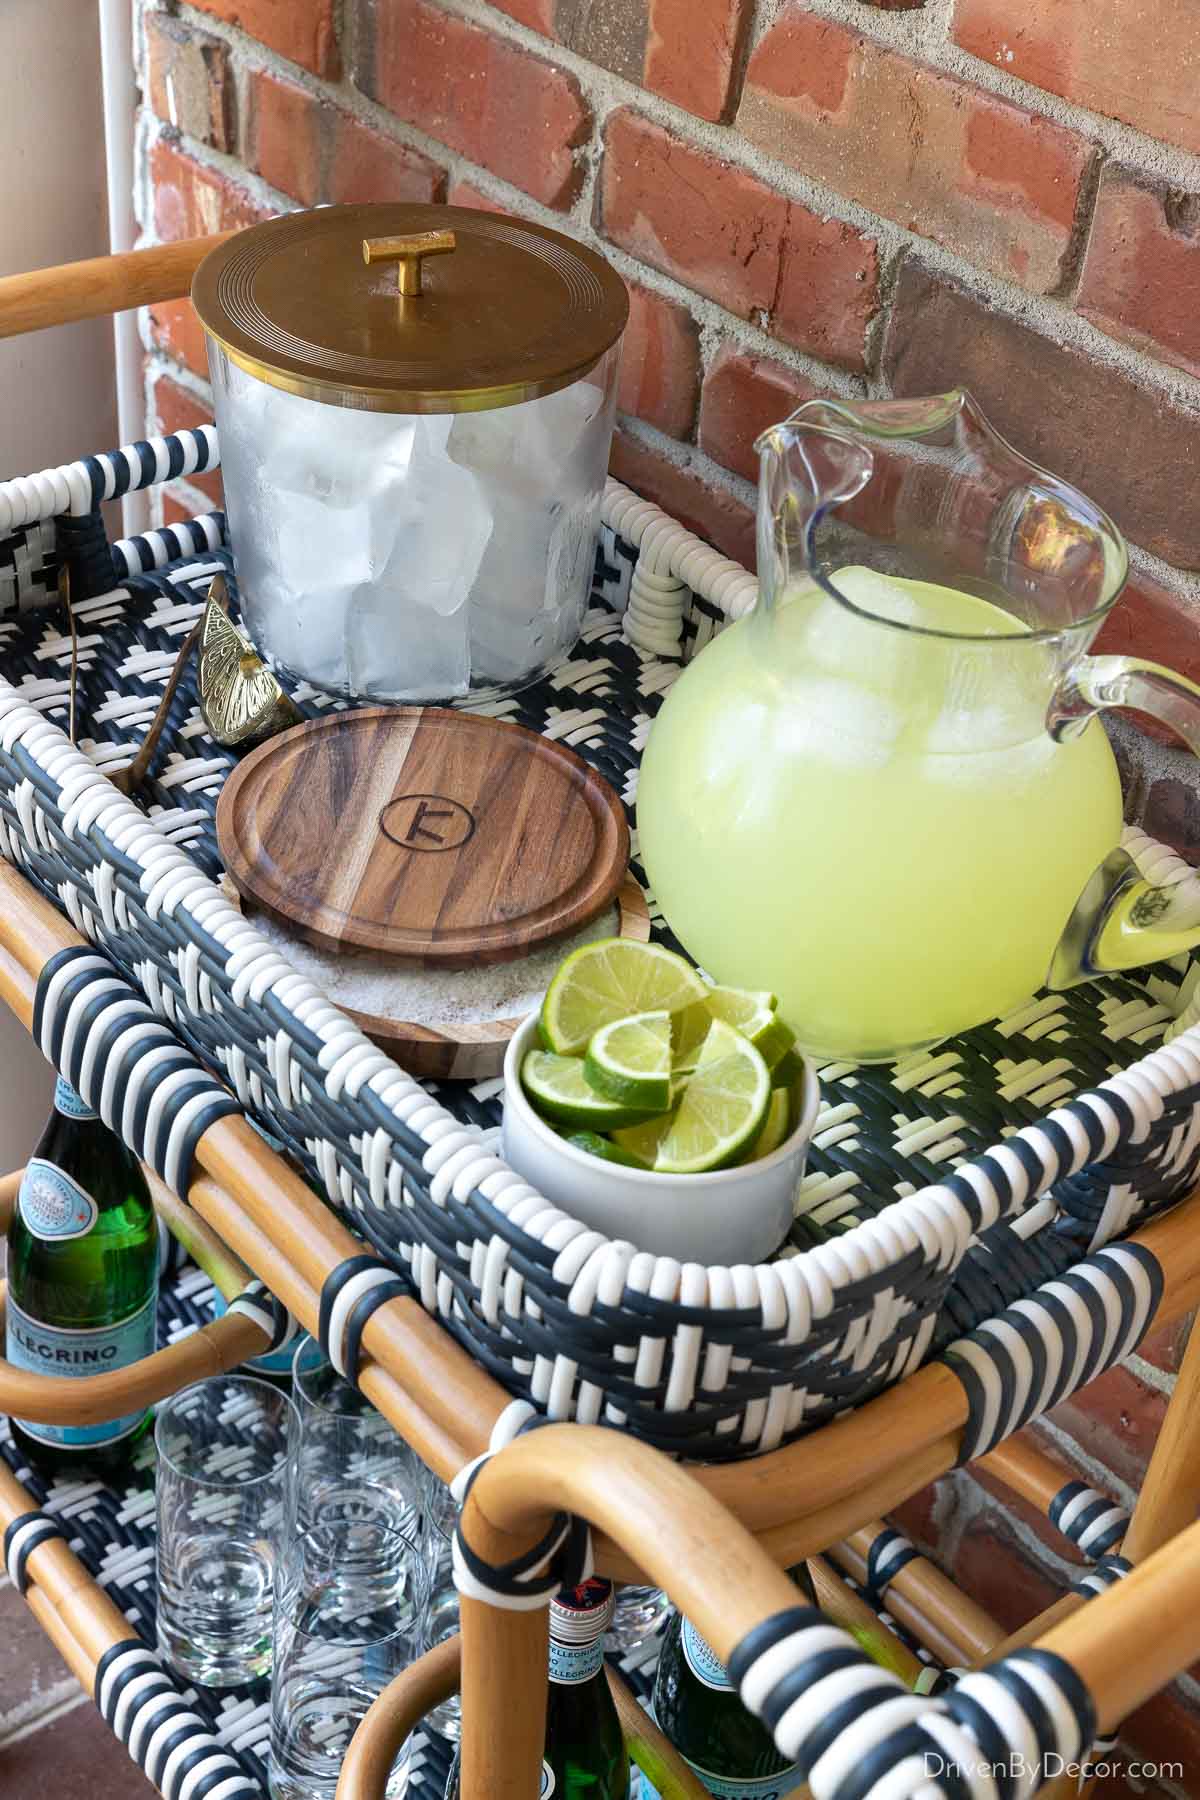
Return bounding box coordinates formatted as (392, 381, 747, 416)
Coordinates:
(458, 1492, 552, 1800)
(1123, 1306, 1200, 1562)
(145, 1166, 252, 1299)
(0, 1164, 19, 1228)
(808, 1556, 927, 1687)
(976, 1434, 1073, 1518)
(336, 1637, 461, 1800)
(833, 1527, 1000, 1666)
(606, 1666, 728, 1800)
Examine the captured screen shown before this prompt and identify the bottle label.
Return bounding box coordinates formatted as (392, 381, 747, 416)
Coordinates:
(6, 1292, 157, 1447)
(18, 1158, 98, 1242)
(675, 1766, 803, 1800)
(541, 1761, 555, 1797)
(681, 1619, 735, 1692)
(53, 1077, 97, 1121)
(548, 1635, 606, 1685)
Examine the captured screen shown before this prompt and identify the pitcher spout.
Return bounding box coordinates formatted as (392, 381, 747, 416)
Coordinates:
(753, 418, 873, 610)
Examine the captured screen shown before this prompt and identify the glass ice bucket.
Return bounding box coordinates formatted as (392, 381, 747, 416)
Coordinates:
(638, 392, 1200, 1063)
(193, 204, 627, 703)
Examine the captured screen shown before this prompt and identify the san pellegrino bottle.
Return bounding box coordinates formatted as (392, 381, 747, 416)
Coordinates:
(444, 1577, 628, 1799)
(649, 1574, 817, 1800)
(5, 1075, 159, 1475)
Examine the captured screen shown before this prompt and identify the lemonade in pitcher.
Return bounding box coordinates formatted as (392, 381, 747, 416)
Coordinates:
(637, 394, 1200, 1063)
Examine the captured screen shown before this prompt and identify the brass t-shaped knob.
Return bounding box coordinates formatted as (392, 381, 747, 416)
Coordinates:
(363, 231, 457, 298)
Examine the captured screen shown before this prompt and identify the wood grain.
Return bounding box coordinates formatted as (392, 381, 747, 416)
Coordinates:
(217, 708, 630, 965)
(0, 233, 234, 338)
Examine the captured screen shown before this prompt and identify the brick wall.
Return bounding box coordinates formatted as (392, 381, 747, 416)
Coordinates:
(132, 2, 1200, 1783)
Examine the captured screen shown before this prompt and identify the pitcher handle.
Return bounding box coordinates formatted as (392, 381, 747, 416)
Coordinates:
(1049, 655, 1200, 984)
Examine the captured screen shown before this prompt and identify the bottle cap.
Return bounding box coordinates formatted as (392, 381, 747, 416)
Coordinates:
(549, 1577, 614, 1644)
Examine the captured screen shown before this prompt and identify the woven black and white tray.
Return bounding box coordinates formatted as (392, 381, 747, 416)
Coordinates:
(0, 426, 1198, 1466)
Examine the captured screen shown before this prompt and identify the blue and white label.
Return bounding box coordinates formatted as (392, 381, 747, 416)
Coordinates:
(548, 1636, 605, 1685)
(54, 1077, 97, 1121)
(6, 1292, 157, 1447)
(674, 1766, 804, 1799)
(682, 1619, 735, 1692)
(18, 1158, 98, 1241)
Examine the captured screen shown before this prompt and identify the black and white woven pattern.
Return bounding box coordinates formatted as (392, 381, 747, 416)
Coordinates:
(32, 946, 240, 1193)
(95, 1641, 260, 1800)
(1047, 1481, 1132, 1561)
(1069, 1553, 1133, 1599)
(728, 1604, 1096, 1799)
(3, 1507, 66, 1593)
(864, 1526, 919, 1606)
(938, 1242, 1163, 1463)
(2, 417, 1200, 1461)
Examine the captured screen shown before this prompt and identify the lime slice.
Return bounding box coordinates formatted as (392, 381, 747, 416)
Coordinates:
(540, 939, 709, 1056)
(612, 1108, 677, 1167)
(584, 1011, 673, 1112)
(670, 1000, 713, 1075)
(651, 1020, 771, 1173)
(743, 1088, 791, 1163)
(521, 1051, 657, 1129)
(703, 987, 796, 1073)
(563, 1130, 648, 1168)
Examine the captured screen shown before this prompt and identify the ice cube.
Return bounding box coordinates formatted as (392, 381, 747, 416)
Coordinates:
(796, 673, 904, 766)
(828, 565, 921, 628)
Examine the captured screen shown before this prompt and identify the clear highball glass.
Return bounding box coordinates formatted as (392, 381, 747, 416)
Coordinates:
(290, 1336, 424, 1557)
(269, 1522, 428, 1800)
(155, 1375, 297, 1687)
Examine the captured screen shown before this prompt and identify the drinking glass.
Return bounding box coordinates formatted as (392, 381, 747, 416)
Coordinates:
(156, 1374, 296, 1686)
(290, 1336, 423, 1552)
(270, 1522, 428, 1800)
(421, 1474, 462, 1741)
(609, 1585, 671, 1658)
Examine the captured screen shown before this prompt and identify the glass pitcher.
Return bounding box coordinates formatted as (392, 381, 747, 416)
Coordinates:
(636, 391, 1200, 1063)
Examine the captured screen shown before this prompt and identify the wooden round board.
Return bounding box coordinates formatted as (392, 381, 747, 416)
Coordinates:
(216, 707, 631, 965)
(218, 873, 652, 1081)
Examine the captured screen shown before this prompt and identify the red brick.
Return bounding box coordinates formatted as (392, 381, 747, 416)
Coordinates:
(738, 8, 1093, 293)
(1142, 775, 1200, 864)
(447, 180, 513, 215)
(1046, 1363, 1168, 1491)
(1138, 1309, 1194, 1375)
(1078, 169, 1200, 381)
(861, 0, 924, 7)
(358, 0, 590, 210)
(1092, 571, 1200, 747)
(882, 263, 1200, 569)
(698, 345, 820, 483)
(610, 428, 756, 568)
(247, 71, 446, 210)
(618, 286, 701, 440)
(145, 13, 235, 153)
(600, 109, 877, 370)
(643, 0, 750, 124)
(489, 0, 557, 30)
(1121, 1681, 1200, 1777)
(188, 0, 338, 78)
(150, 140, 271, 242)
(950, 1514, 1060, 1635)
(148, 300, 212, 382)
(953, 0, 1200, 157)
(888, 1477, 946, 1550)
(152, 377, 224, 509)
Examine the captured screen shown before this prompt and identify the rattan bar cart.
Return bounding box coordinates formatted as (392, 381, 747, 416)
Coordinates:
(1, 237, 1200, 1800)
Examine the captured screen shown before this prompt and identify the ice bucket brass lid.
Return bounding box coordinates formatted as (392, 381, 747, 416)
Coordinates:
(192, 202, 629, 415)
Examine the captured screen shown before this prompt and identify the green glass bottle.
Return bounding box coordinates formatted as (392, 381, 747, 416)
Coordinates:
(649, 1574, 815, 1800)
(5, 1075, 159, 1476)
(444, 1578, 627, 1800)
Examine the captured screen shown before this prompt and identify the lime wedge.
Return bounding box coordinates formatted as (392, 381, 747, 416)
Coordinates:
(670, 1000, 713, 1075)
(539, 939, 709, 1056)
(703, 987, 796, 1073)
(563, 1130, 648, 1168)
(651, 1020, 771, 1173)
(612, 1108, 677, 1167)
(522, 1051, 657, 1129)
(584, 1011, 673, 1112)
(743, 1087, 792, 1162)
